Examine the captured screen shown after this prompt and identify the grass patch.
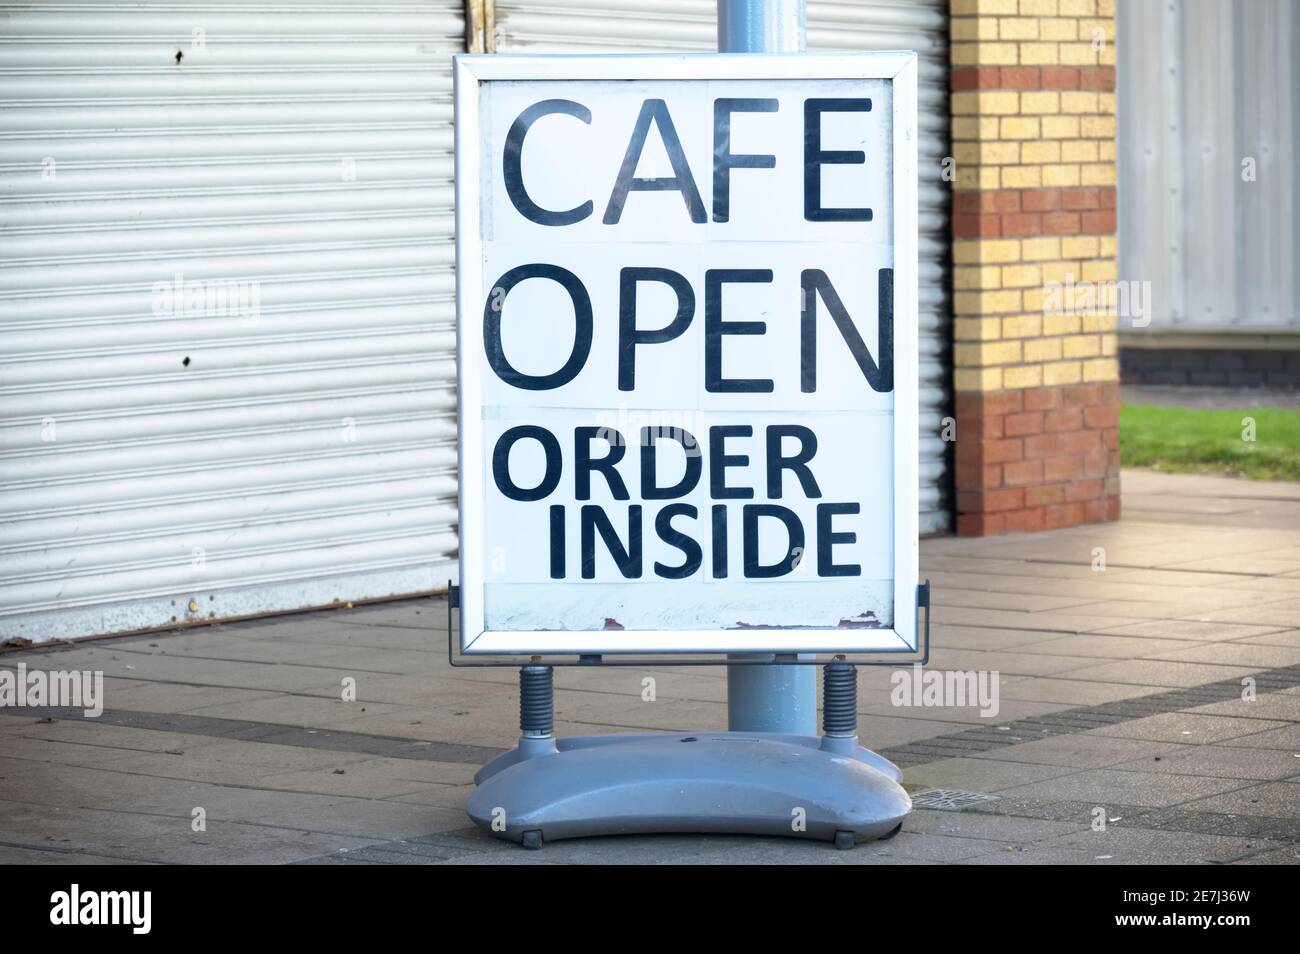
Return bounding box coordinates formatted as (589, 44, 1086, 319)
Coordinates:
(1120, 403, 1300, 481)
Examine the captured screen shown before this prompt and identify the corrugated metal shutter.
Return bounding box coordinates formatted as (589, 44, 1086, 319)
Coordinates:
(492, 0, 953, 533)
(1118, 0, 1299, 332)
(0, 1, 464, 641)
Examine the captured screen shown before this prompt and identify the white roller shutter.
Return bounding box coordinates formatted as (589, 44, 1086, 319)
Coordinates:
(492, 0, 953, 533)
(0, 1, 464, 641)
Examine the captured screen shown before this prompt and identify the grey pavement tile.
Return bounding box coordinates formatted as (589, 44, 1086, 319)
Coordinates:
(860, 697, 1068, 726)
(1224, 724, 1300, 750)
(1014, 633, 1202, 659)
(1108, 744, 1300, 781)
(928, 625, 1064, 651)
(1090, 713, 1291, 744)
(1055, 659, 1260, 689)
(915, 647, 1102, 676)
(930, 607, 1152, 633)
(1092, 619, 1286, 641)
(1036, 827, 1284, 865)
(1238, 629, 1300, 647)
(934, 588, 1094, 613)
(902, 808, 1086, 843)
(1230, 847, 1300, 864)
(967, 734, 1184, 769)
(181, 695, 414, 730)
(1187, 693, 1300, 723)
(1177, 782, 1300, 820)
(1149, 643, 1300, 668)
(994, 677, 1161, 706)
(991, 768, 1252, 807)
(0, 799, 377, 865)
(0, 845, 155, 864)
(903, 756, 1080, 792)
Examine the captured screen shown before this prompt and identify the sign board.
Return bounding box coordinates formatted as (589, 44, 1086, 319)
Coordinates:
(454, 53, 918, 655)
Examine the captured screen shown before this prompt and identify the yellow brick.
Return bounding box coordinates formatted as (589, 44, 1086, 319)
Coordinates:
(1099, 43, 1115, 66)
(952, 117, 988, 140)
(1081, 115, 1116, 138)
(952, 90, 1020, 115)
(1082, 312, 1118, 333)
(1044, 313, 1081, 335)
(952, 0, 1019, 13)
(1020, 237, 1062, 261)
(1062, 334, 1101, 358)
(1101, 335, 1117, 356)
(951, 17, 1000, 41)
(980, 141, 1021, 164)
(1042, 163, 1081, 186)
(1080, 162, 1116, 186)
(1082, 259, 1117, 282)
(1061, 236, 1100, 258)
(1061, 91, 1100, 113)
(1060, 42, 1100, 65)
(1023, 337, 1063, 363)
(1022, 286, 1047, 312)
(1098, 140, 1116, 161)
(1060, 0, 1096, 14)
(986, 340, 1024, 365)
(1098, 0, 1115, 16)
(954, 238, 1022, 264)
(1019, 42, 1060, 65)
(999, 116, 1040, 139)
(954, 265, 1004, 290)
(954, 367, 1003, 391)
(1061, 139, 1099, 162)
(1001, 313, 1042, 338)
(1001, 264, 1043, 288)
(1099, 93, 1116, 115)
(953, 142, 980, 165)
(955, 289, 1022, 315)
(1002, 364, 1044, 389)
(1021, 140, 1060, 164)
(1041, 260, 1080, 283)
(954, 317, 1003, 340)
(1018, 0, 1058, 14)
(1082, 358, 1119, 382)
(979, 166, 1002, 188)
(1001, 164, 1042, 188)
(953, 41, 1019, 65)
(1039, 18, 1078, 41)
(998, 17, 1039, 39)
(1041, 115, 1080, 138)
(1099, 235, 1117, 257)
(1080, 18, 1114, 41)
(956, 341, 1022, 366)
(1043, 360, 1083, 385)
(954, 166, 981, 190)
(1020, 91, 1060, 114)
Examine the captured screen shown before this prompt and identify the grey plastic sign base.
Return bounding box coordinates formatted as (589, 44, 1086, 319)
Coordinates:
(466, 732, 911, 849)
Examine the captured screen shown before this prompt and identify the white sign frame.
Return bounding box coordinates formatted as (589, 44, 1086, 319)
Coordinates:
(454, 52, 919, 656)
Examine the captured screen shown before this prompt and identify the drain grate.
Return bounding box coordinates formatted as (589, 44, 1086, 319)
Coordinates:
(911, 789, 1002, 811)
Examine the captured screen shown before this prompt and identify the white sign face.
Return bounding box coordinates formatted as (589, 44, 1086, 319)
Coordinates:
(455, 53, 918, 655)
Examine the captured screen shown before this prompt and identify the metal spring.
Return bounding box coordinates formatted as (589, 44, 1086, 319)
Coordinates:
(822, 660, 857, 736)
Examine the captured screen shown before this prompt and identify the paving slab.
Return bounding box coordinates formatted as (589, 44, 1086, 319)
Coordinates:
(1, 469, 1297, 864)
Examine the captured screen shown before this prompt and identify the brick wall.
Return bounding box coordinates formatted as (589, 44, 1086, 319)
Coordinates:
(949, 0, 1121, 536)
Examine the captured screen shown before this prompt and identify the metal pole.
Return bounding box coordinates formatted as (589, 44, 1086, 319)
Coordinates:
(718, 0, 816, 735)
